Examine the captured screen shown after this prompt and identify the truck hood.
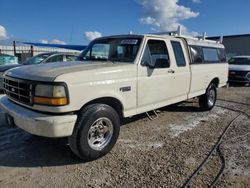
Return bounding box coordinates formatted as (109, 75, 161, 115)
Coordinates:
(229, 64, 250, 71)
(0, 64, 22, 72)
(4, 61, 131, 82)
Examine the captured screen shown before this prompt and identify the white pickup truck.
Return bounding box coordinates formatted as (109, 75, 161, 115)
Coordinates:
(0, 33, 228, 160)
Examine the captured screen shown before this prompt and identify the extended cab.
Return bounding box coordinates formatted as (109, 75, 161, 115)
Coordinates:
(0, 33, 228, 160)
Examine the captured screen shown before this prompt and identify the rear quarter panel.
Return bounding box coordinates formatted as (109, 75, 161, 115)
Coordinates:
(188, 63, 228, 98)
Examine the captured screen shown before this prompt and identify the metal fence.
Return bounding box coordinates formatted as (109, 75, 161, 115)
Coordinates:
(0, 44, 79, 62)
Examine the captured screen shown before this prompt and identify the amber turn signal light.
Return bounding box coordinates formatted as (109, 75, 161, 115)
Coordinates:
(34, 97, 68, 106)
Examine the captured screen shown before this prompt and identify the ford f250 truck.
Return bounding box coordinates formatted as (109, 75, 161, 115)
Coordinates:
(0, 32, 228, 160)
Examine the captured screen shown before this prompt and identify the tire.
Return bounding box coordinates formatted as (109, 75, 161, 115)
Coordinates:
(69, 104, 120, 161)
(199, 83, 217, 111)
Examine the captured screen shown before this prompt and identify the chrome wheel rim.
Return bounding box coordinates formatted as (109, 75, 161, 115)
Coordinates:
(208, 89, 215, 107)
(87, 117, 113, 151)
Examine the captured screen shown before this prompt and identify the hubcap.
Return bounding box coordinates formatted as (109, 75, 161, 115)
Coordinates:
(208, 89, 215, 107)
(87, 117, 113, 151)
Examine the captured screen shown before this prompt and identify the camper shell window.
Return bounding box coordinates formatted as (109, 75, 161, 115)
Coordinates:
(203, 48, 219, 63)
(190, 45, 226, 64)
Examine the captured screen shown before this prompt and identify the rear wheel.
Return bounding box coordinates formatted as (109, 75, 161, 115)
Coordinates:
(199, 83, 217, 110)
(69, 104, 120, 161)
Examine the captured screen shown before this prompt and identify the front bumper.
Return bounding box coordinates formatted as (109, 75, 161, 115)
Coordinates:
(228, 77, 250, 83)
(228, 71, 250, 83)
(0, 96, 77, 137)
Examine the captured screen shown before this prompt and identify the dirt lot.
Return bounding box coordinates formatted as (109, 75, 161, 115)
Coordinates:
(0, 86, 249, 188)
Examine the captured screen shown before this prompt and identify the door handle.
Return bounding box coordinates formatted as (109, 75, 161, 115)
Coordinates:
(168, 69, 175, 73)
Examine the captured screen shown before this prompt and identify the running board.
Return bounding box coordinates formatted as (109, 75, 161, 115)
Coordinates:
(146, 110, 158, 120)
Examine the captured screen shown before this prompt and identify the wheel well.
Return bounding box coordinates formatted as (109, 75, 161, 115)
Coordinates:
(210, 78, 219, 87)
(83, 97, 124, 118)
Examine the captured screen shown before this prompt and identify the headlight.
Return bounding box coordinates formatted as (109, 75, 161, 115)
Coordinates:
(246, 72, 250, 79)
(34, 84, 68, 106)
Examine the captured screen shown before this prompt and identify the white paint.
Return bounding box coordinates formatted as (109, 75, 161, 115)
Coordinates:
(169, 108, 227, 137)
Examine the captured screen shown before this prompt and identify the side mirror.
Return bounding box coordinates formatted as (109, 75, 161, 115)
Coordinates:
(154, 58, 170, 68)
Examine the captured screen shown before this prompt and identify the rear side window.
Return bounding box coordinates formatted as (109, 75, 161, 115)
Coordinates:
(202, 48, 219, 62)
(171, 41, 186, 67)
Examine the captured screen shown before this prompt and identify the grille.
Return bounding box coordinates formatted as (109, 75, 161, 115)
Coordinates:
(3, 76, 34, 105)
(229, 70, 248, 77)
(229, 77, 247, 81)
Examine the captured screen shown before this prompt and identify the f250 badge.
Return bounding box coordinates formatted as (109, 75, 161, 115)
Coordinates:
(120, 86, 131, 92)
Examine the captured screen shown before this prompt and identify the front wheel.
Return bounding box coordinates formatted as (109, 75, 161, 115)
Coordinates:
(199, 83, 217, 111)
(69, 104, 120, 161)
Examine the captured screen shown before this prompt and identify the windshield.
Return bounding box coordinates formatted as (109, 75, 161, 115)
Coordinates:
(78, 37, 142, 63)
(23, 54, 51, 65)
(0, 55, 19, 65)
(228, 57, 250, 65)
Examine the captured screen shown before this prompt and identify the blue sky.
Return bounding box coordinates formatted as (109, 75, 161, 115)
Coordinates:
(0, 0, 250, 45)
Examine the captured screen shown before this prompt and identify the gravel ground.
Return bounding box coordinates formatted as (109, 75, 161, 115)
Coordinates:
(0, 86, 249, 188)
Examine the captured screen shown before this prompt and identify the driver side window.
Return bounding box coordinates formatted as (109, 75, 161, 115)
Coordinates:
(141, 40, 170, 68)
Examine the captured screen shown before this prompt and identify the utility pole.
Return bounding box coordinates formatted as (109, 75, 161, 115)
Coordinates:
(13, 41, 16, 56)
(31, 45, 34, 57)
